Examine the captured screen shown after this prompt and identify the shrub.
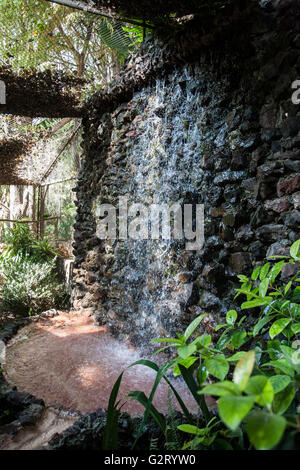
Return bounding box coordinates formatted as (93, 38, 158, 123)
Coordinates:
(0, 255, 69, 316)
(105, 239, 300, 451)
(0, 223, 68, 316)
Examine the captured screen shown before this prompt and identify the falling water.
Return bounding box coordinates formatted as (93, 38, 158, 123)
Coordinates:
(92, 63, 231, 342)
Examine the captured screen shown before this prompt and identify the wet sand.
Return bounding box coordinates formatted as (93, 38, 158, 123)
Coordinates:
(3, 312, 207, 415)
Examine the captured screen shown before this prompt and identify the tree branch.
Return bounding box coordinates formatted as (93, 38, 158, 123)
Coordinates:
(41, 122, 82, 182)
(56, 21, 79, 58)
(44, 0, 154, 28)
(47, 117, 74, 136)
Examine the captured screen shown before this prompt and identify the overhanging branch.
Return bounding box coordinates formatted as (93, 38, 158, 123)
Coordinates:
(44, 0, 154, 28)
(45, 0, 117, 18)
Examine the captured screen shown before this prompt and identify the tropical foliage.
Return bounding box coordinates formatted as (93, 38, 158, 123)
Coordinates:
(0, 255, 68, 315)
(0, 222, 68, 315)
(0, 0, 142, 85)
(105, 240, 300, 450)
(1, 222, 57, 261)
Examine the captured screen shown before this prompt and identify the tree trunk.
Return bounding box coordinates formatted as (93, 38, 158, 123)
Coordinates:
(9, 185, 36, 225)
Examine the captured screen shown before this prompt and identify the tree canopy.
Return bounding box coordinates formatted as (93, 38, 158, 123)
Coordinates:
(0, 0, 144, 183)
(0, 0, 140, 86)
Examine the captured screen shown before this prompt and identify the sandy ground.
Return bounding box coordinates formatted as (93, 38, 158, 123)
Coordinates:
(3, 312, 212, 415)
(1, 311, 217, 450)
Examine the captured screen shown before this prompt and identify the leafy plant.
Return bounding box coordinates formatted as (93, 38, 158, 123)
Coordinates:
(0, 223, 68, 316)
(234, 238, 300, 341)
(31, 235, 58, 259)
(0, 255, 69, 315)
(97, 19, 136, 59)
(104, 239, 300, 450)
(1, 222, 34, 259)
(1, 222, 57, 262)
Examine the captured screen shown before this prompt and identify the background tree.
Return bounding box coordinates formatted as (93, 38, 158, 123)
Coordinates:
(0, 0, 140, 86)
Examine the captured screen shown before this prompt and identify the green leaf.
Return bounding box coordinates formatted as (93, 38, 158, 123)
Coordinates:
(233, 351, 255, 391)
(253, 316, 272, 337)
(273, 383, 295, 415)
(226, 310, 237, 325)
(178, 364, 211, 423)
(284, 281, 292, 296)
(269, 318, 291, 339)
(280, 344, 296, 360)
(127, 359, 175, 447)
(97, 19, 133, 58)
(259, 278, 269, 298)
(263, 359, 295, 377)
(267, 261, 285, 283)
(231, 330, 247, 348)
(177, 342, 197, 360)
(195, 334, 211, 349)
(267, 339, 282, 359)
(235, 288, 255, 297)
(241, 299, 270, 309)
(103, 372, 123, 450)
(246, 411, 286, 450)
(251, 266, 260, 281)
(291, 323, 300, 335)
(197, 365, 208, 386)
(151, 338, 183, 345)
(218, 396, 255, 430)
(204, 354, 229, 381)
(177, 424, 206, 436)
(283, 325, 295, 339)
(215, 323, 227, 331)
(183, 314, 206, 341)
(216, 329, 236, 351)
(290, 239, 300, 260)
(279, 300, 291, 312)
(259, 262, 270, 281)
(163, 380, 194, 425)
(227, 351, 247, 362)
(173, 357, 198, 377)
(269, 375, 291, 394)
(290, 303, 300, 317)
(153, 345, 173, 355)
(199, 381, 240, 397)
(244, 376, 274, 408)
(127, 391, 166, 431)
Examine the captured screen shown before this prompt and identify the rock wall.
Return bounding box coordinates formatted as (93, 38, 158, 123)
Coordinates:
(72, 1, 300, 348)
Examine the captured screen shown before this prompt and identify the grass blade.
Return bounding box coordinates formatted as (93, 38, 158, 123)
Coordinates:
(179, 364, 211, 423)
(102, 372, 124, 450)
(127, 391, 166, 431)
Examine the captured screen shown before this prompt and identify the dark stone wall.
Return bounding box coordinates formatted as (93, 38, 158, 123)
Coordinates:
(72, 1, 300, 348)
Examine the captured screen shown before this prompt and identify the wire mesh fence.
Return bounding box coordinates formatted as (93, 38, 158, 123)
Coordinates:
(0, 117, 81, 254)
